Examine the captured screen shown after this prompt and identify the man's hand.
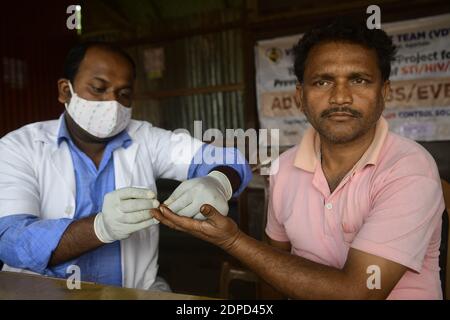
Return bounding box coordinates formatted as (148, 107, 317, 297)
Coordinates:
(152, 204, 241, 251)
(94, 187, 160, 243)
(153, 204, 407, 299)
(163, 171, 232, 220)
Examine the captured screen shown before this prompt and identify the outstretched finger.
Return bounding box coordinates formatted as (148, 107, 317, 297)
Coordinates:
(116, 187, 156, 200)
(159, 205, 203, 232)
(151, 208, 184, 232)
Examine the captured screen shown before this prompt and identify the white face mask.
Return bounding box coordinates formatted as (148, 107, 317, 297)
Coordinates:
(64, 82, 132, 139)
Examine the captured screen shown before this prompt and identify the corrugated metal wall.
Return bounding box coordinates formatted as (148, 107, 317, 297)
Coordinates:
(126, 11, 245, 136)
(0, 2, 77, 137)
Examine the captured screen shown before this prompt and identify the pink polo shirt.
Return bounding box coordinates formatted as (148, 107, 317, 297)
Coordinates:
(265, 117, 444, 299)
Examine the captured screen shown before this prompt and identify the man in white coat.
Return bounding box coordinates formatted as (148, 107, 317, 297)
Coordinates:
(0, 42, 251, 290)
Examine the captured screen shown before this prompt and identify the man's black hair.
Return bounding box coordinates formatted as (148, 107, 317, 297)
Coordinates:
(293, 17, 397, 83)
(63, 41, 136, 83)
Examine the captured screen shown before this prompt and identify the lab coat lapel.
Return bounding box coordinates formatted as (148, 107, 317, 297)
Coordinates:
(49, 141, 76, 201)
(40, 117, 76, 201)
(115, 140, 140, 289)
(114, 142, 139, 188)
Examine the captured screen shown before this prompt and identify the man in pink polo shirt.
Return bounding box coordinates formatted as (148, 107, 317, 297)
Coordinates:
(152, 18, 445, 299)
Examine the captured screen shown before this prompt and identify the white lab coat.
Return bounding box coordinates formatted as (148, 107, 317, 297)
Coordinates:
(0, 116, 203, 289)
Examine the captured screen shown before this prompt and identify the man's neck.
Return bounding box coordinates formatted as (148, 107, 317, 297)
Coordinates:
(65, 117, 106, 168)
(320, 126, 376, 193)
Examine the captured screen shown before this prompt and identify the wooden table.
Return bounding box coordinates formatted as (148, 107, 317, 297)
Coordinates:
(0, 271, 215, 300)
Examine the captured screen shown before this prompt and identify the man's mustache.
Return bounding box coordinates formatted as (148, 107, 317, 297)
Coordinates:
(321, 106, 362, 118)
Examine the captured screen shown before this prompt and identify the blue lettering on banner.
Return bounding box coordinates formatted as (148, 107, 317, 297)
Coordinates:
(399, 110, 433, 118)
(435, 109, 450, 116)
(428, 27, 450, 39)
(396, 31, 427, 42)
(398, 109, 450, 118)
(395, 28, 450, 42)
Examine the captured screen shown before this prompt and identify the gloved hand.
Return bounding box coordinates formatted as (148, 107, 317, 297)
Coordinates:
(94, 187, 160, 243)
(163, 170, 233, 220)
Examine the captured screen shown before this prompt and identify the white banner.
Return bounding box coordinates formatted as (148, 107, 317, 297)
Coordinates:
(255, 14, 450, 146)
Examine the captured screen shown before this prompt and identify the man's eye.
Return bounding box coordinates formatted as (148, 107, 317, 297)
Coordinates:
(352, 78, 368, 84)
(120, 90, 132, 99)
(91, 86, 106, 93)
(314, 80, 331, 87)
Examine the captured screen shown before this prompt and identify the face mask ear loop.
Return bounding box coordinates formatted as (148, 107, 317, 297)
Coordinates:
(65, 81, 75, 109)
(68, 81, 75, 94)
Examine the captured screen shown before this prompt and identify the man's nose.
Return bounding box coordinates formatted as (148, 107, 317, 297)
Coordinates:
(329, 83, 353, 105)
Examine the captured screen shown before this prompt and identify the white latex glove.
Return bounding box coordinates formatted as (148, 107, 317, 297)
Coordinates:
(164, 170, 233, 220)
(94, 187, 160, 243)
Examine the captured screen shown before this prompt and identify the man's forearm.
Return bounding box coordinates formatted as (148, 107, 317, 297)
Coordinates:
(48, 215, 104, 266)
(226, 231, 353, 299)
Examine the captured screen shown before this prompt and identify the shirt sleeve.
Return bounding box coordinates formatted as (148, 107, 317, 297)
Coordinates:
(187, 144, 252, 197)
(148, 126, 204, 181)
(265, 159, 289, 242)
(351, 172, 444, 272)
(0, 214, 73, 273)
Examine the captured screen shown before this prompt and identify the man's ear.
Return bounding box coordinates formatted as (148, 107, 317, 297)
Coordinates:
(57, 79, 71, 104)
(295, 83, 304, 113)
(381, 80, 392, 112)
(382, 80, 392, 102)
